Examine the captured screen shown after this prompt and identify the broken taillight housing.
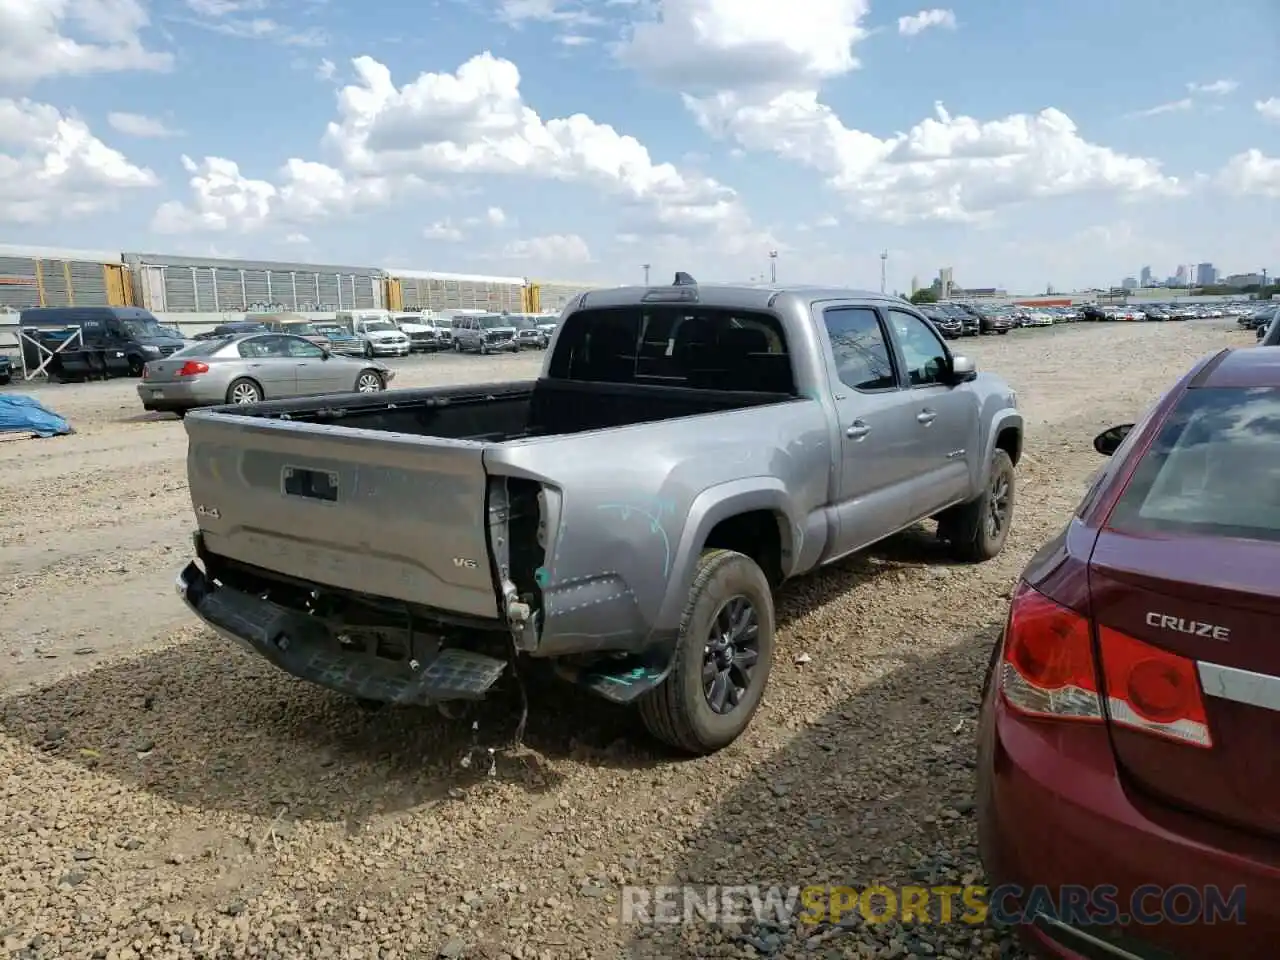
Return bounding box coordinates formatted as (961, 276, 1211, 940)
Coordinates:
(999, 580, 1212, 748)
(177, 361, 209, 377)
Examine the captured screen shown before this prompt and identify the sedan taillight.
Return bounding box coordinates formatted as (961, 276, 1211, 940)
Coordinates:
(999, 580, 1212, 748)
(177, 361, 209, 377)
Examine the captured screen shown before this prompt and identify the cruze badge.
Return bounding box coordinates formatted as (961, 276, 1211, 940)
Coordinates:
(1146, 612, 1229, 641)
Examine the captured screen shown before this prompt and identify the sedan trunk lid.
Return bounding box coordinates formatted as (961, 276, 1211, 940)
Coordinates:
(1091, 383, 1280, 838)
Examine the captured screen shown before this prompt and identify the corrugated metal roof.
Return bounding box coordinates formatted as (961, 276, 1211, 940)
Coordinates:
(0, 243, 122, 264)
(384, 268, 527, 284)
(122, 251, 382, 274)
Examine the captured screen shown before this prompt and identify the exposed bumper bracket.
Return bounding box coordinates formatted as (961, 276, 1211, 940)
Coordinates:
(176, 561, 507, 705)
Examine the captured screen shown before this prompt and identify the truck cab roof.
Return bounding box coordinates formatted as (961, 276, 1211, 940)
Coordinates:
(575, 280, 905, 314)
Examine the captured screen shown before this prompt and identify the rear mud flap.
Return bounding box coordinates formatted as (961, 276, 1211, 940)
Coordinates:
(554, 658, 669, 704)
(179, 562, 506, 705)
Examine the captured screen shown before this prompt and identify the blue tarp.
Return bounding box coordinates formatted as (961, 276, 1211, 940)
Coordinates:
(0, 395, 74, 438)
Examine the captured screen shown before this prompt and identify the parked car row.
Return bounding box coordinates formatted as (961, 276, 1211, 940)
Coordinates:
(915, 299, 1260, 340)
(1239, 302, 1278, 333)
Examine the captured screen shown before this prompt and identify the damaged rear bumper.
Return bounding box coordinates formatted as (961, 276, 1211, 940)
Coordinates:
(174, 561, 508, 705)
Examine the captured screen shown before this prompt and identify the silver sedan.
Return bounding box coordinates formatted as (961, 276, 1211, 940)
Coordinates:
(137, 332, 394, 416)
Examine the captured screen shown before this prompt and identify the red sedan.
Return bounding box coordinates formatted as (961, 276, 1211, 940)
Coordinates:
(977, 345, 1280, 959)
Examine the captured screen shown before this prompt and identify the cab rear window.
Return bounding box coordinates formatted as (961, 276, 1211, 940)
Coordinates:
(1108, 387, 1280, 542)
(547, 306, 795, 393)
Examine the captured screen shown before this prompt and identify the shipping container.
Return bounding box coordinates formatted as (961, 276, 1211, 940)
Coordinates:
(383, 268, 527, 314)
(0, 244, 128, 310)
(122, 252, 384, 313)
(530, 279, 602, 314)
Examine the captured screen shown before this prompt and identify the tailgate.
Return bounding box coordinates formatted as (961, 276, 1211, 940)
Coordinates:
(185, 412, 501, 618)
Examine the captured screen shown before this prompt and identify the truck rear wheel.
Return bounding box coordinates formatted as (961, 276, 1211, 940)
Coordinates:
(938, 449, 1015, 562)
(639, 549, 775, 755)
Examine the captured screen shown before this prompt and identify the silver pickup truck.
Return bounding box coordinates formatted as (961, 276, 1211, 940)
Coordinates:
(175, 274, 1023, 755)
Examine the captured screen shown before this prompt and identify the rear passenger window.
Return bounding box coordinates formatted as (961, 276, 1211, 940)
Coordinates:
(239, 336, 287, 358)
(888, 309, 949, 386)
(823, 307, 896, 391)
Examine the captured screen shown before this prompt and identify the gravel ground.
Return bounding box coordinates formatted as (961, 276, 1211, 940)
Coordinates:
(0, 321, 1250, 959)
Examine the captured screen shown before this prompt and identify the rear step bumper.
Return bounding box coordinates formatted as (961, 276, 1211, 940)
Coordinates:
(175, 561, 507, 705)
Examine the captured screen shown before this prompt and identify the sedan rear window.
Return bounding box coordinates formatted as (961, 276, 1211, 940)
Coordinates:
(1108, 387, 1280, 542)
(172, 340, 226, 358)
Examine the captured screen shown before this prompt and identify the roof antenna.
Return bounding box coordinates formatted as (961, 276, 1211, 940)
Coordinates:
(673, 271, 696, 286)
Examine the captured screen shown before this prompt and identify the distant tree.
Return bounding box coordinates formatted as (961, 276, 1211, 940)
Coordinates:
(909, 289, 938, 304)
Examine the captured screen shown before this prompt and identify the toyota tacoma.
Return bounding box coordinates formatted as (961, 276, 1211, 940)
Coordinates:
(174, 273, 1023, 754)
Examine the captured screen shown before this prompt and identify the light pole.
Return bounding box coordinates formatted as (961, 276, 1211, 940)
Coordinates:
(642, 263, 650, 285)
(880, 250, 888, 293)
(769, 250, 778, 283)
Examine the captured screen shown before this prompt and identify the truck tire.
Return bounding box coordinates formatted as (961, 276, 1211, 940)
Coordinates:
(938, 449, 1015, 562)
(639, 548, 775, 755)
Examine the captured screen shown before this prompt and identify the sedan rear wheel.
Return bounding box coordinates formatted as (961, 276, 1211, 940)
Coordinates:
(356, 371, 384, 392)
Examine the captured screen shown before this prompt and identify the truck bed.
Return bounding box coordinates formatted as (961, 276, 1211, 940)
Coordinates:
(182, 377, 801, 626)
(226, 377, 793, 442)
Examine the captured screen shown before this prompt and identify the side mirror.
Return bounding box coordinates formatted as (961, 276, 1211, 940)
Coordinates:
(1094, 424, 1134, 456)
(949, 355, 977, 383)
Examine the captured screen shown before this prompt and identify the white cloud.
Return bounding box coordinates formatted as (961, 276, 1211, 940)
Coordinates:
(284, 231, 309, 243)
(1257, 98, 1280, 121)
(498, 0, 601, 26)
(1127, 98, 1192, 118)
(0, 98, 158, 224)
(556, 33, 592, 46)
(423, 219, 464, 240)
(316, 58, 336, 81)
(108, 111, 181, 137)
(1187, 79, 1238, 95)
(150, 154, 400, 233)
(320, 53, 763, 241)
(502, 233, 592, 263)
(0, 0, 173, 85)
(421, 206, 508, 240)
(1217, 149, 1280, 199)
(689, 96, 1182, 223)
(179, 0, 325, 46)
(620, 1, 1180, 226)
(897, 8, 956, 36)
(185, 0, 265, 13)
(151, 156, 275, 233)
(618, 0, 871, 95)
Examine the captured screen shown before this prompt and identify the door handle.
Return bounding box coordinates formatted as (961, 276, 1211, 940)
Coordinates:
(846, 420, 870, 439)
(917, 409, 937, 425)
